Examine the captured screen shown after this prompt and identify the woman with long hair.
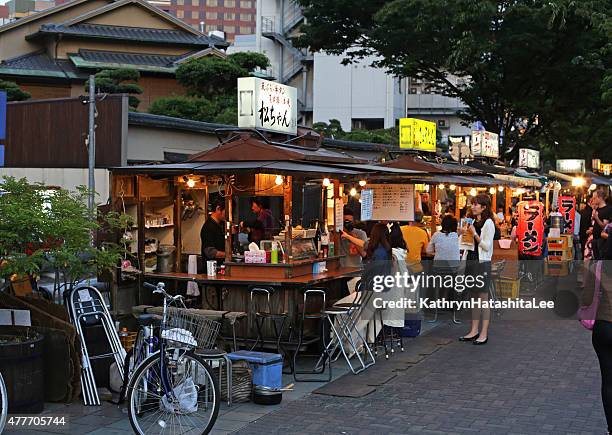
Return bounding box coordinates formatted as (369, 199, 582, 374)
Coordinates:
(366, 222, 392, 261)
(459, 193, 496, 345)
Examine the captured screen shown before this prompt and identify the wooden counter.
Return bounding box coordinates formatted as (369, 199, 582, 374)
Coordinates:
(224, 256, 343, 279)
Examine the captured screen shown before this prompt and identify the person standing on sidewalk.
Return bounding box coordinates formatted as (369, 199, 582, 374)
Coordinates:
(582, 262, 612, 433)
(459, 194, 495, 345)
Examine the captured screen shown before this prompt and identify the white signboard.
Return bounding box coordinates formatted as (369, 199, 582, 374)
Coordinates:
(237, 77, 298, 135)
(334, 199, 344, 232)
(471, 130, 499, 158)
(360, 184, 415, 221)
(518, 149, 540, 169)
(556, 159, 585, 173)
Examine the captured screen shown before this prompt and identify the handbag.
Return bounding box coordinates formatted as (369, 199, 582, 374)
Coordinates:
(578, 260, 603, 330)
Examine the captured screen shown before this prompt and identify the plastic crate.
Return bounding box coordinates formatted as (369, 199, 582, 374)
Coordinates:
(496, 278, 521, 299)
(545, 260, 569, 276)
(227, 350, 283, 388)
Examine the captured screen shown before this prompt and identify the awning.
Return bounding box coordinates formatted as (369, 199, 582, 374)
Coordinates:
(493, 173, 542, 188)
(586, 172, 612, 186)
(411, 174, 508, 187)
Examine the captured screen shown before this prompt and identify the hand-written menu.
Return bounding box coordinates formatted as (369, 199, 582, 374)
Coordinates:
(360, 184, 415, 221)
(334, 199, 344, 232)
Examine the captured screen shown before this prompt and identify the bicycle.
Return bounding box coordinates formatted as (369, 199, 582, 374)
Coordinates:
(126, 282, 221, 435)
(0, 372, 7, 433)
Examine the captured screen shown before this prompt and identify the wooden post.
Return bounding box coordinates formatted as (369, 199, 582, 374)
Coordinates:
(174, 181, 182, 272)
(430, 184, 437, 234)
(545, 188, 550, 215)
(224, 188, 233, 264)
(455, 186, 462, 221)
(505, 187, 512, 216)
(283, 176, 293, 262)
(492, 189, 497, 216)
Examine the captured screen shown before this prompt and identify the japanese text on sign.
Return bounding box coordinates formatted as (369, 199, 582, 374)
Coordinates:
(237, 77, 297, 135)
(360, 184, 415, 221)
(518, 149, 540, 169)
(517, 201, 544, 257)
(559, 196, 576, 234)
(471, 130, 499, 158)
(399, 118, 436, 152)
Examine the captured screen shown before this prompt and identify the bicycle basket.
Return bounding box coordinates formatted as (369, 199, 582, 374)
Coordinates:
(162, 307, 221, 350)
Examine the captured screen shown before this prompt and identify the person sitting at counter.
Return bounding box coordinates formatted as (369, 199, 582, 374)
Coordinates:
(251, 197, 275, 239)
(200, 198, 226, 264)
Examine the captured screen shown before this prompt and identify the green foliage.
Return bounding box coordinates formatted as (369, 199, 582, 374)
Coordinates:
(296, 0, 612, 162)
(0, 79, 30, 101)
(0, 177, 130, 288)
(313, 119, 399, 145)
(150, 53, 270, 125)
(86, 68, 143, 109)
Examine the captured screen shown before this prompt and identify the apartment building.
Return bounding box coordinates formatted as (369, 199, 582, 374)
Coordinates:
(6, 0, 56, 19)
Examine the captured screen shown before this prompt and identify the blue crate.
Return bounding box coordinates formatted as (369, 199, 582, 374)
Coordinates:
(227, 350, 283, 388)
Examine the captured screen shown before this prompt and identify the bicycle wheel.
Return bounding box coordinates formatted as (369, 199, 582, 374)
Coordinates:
(127, 350, 220, 435)
(0, 372, 8, 433)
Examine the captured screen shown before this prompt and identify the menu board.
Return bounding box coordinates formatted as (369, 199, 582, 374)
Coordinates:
(360, 184, 415, 221)
(334, 199, 344, 232)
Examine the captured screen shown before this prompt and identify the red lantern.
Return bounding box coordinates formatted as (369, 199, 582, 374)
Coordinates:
(559, 196, 576, 234)
(517, 200, 544, 256)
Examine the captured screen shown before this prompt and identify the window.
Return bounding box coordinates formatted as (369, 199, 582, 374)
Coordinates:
(240, 0, 251, 7)
(191, 10, 198, 19)
(351, 118, 384, 130)
(177, 9, 184, 18)
(192, 0, 199, 4)
(206, 11, 217, 19)
(240, 13, 251, 21)
(225, 0, 236, 6)
(239, 26, 251, 33)
(224, 12, 235, 20)
(224, 25, 235, 33)
(177, 0, 184, 4)
(206, 24, 217, 31)
(206, 0, 217, 6)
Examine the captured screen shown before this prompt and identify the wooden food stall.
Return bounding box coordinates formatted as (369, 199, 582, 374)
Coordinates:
(109, 130, 397, 338)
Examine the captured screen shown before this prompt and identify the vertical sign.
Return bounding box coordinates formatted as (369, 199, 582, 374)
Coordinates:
(399, 118, 436, 152)
(559, 196, 576, 234)
(334, 198, 344, 233)
(0, 91, 6, 167)
(471, 130, 499, 158)
(518, 149, 540, 169)
(237, 77, 298, 135)
(517, 201, 544, 256)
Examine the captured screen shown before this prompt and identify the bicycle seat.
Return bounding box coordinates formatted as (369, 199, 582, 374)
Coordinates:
(137, 313, 161, 327)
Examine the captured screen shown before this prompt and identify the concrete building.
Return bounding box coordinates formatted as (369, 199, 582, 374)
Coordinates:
(6, 0, 56, 20)
(0, 0, 228, 110)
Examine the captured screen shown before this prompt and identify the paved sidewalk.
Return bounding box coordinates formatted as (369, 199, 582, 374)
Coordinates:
(236, 319, 606, 435)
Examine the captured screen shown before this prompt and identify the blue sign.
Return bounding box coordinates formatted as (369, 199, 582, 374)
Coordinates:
(0, 144, 4, 167)
(0, 91, 6, 141)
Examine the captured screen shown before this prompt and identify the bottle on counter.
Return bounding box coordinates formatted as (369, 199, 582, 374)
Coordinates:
(320, 228, 329, 258)
(271, 241, 279, 264)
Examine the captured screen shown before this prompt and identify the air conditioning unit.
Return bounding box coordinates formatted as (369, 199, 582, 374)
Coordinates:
(409, 88, 417, 94)
(438, 119, 446, 127)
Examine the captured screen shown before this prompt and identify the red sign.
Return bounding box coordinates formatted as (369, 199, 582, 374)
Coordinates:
(517, 201, 544, 256)
(559, 196, 576, 234)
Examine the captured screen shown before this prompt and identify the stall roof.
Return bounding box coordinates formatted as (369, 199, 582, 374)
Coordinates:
(380, 155, 483, 174)
(586, 171, 612, 186)
(411, 174, 506, 187)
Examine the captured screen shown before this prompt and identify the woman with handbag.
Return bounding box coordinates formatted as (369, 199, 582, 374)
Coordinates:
(458, 194, 496, 345)
(581, 260, 612, 433)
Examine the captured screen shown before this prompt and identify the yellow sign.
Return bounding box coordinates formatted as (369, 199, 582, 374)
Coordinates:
(399, 118, 436, 152)
(601, 163, 612, 176)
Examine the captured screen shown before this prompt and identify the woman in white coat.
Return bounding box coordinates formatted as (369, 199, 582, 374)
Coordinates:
(459, 194, 495, 345)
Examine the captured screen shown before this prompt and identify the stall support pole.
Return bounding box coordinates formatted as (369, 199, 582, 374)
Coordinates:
(283, 176, 293, 262)
(430, 185, 437, 234)
(224, 189, 233, 264)
(174, 182, 182, 272)
(505, 187, 512, 217)
(492, 189, 497, 218)
(545, 189, 550, 216)
(455, 186, 462, 221)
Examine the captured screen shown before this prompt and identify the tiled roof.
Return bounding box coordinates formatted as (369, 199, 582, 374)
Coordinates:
(0, 50, 85, 79)
(77, 49, 182, 68)
(34, 23, 228, 47)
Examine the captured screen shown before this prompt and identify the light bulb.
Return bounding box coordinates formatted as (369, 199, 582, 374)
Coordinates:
(349, 187, 357, 196)
(322, 178, 331, 187)
(359, 180, 367, 187)
(449, 184, 456, 191)
(186, 178, 196, 188)
(275, 175, 283, 186)
(489, 187, 496, 194)
(438, 183, 445, 190)
(572, 177, 586, 187)
(498, 185, 504, 192)
(470, 188, 477, 196)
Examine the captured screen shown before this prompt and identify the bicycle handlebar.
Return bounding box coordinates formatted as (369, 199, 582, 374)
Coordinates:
(144, 282, 184, 303)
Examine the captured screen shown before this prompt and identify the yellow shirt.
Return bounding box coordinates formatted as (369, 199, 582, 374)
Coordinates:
(401, 225, 430, 270)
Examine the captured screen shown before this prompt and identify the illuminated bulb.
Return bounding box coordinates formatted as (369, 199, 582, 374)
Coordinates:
(489, 187, 496, 194)
(589, 183, 597, 191)
(571, 177, 585, 187)
(438, 183, 445, 190)
(424, 185, 430, 192)
(470, 188, 477, 196)
(498, 185, 504, 192)
(275, 175, 283, 186)
(349, 187, 357, 197)
(516, 188, 525, 195)
(449, 184, 456, 191)
(186, 178, 196, 188)
(322, 178, 331, 187)
(359, 180, 367, 187)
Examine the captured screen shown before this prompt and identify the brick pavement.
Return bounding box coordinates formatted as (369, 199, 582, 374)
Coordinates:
(235, 319, 607, 435)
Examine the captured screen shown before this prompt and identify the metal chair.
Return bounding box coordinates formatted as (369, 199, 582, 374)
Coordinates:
(292, 288, 331, 382)
(197, 349, 233, 406)
(248, 286, 288, 357)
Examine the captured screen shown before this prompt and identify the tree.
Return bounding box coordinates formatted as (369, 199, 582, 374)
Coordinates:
(86, 68, 143, 110)
(313, 119, 399, 145)
(0, 177, 130, 289)
(149, 52, 270, 124)
(0, 79, 30, 101)
(295, 0, 612, 161)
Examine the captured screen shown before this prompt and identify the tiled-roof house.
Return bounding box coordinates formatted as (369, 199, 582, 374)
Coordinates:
(0, 0, 228, 109)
